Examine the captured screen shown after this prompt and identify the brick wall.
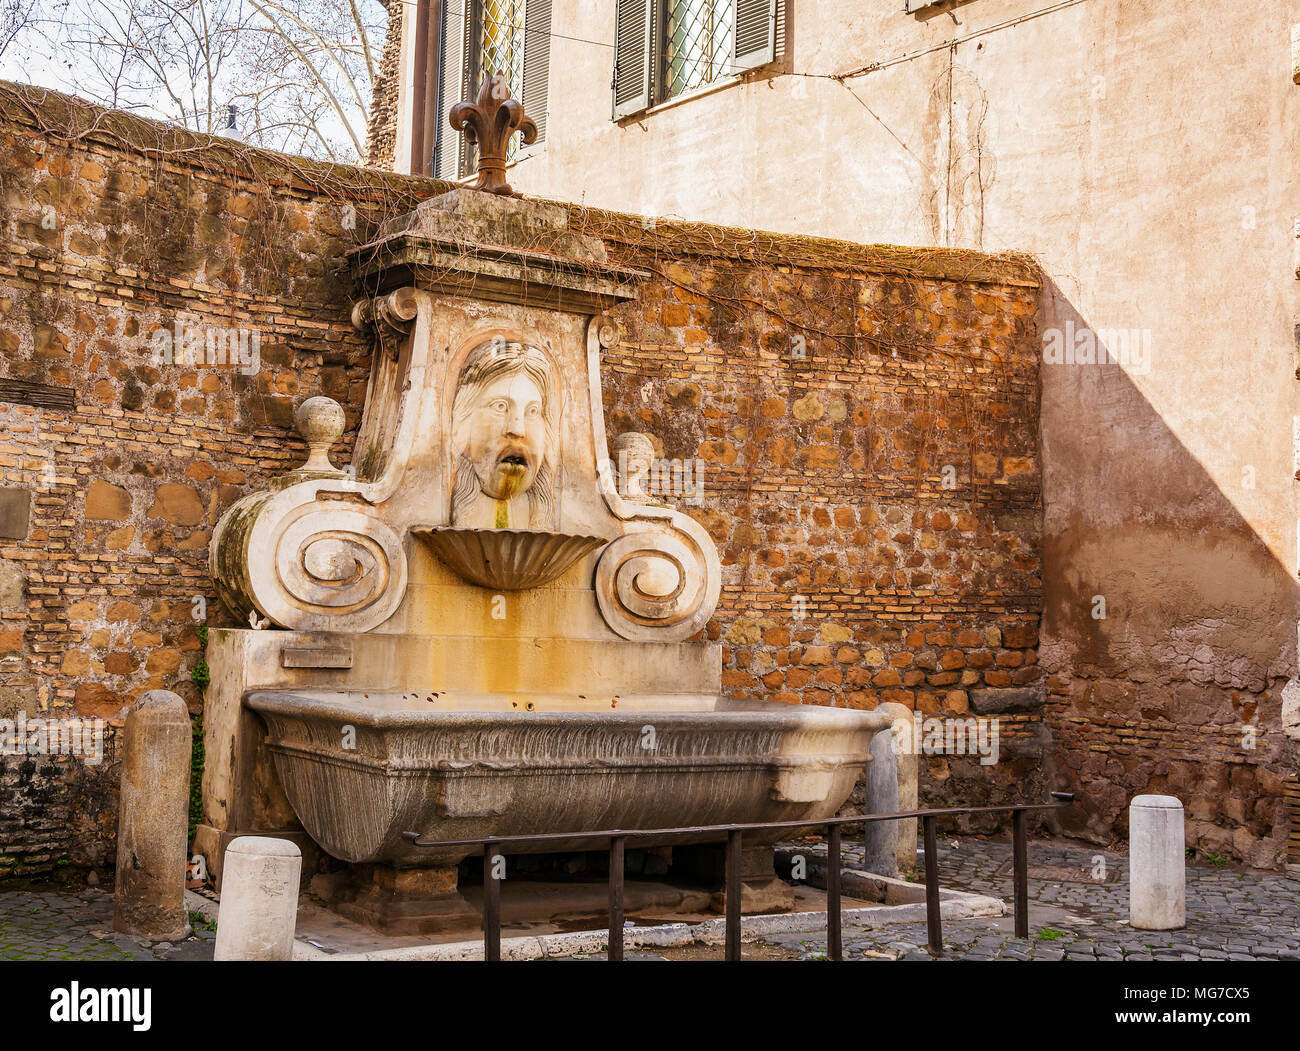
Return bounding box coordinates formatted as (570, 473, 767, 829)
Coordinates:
(1044, 656, 1291, 868)
(0, 83, 1043, 873)
(591, 227, 1045, 826)
(0, 83, 432, 872)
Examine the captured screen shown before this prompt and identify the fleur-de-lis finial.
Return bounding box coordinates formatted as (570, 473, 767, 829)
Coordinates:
(449, 74, 538, 197)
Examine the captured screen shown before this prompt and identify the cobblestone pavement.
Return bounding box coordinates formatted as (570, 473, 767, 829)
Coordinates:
(755, 838, 1300, 962)
(2, 839, 1295, 962)
(0, 886, 214, 961)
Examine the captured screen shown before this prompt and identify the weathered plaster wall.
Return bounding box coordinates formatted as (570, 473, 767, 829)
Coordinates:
(391, 0, 1298, 866)
(0, 84, 1042, 871)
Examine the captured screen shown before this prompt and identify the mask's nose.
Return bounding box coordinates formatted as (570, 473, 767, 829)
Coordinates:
(504, 403, 526, 437)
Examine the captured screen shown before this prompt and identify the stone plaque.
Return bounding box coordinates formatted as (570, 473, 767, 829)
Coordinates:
(0, 488, 31, 540)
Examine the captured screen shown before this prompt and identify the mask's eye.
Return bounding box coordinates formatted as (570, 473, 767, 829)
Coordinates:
(489, 399, 508, 414)
(526, 404, 541, 419)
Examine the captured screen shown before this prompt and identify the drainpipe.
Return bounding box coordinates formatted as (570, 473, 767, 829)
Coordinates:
(410, 0, 431, 174)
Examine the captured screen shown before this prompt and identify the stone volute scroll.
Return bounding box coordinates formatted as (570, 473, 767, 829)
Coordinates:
(588, 320, 722, 644)
(210, 397, 409, 633)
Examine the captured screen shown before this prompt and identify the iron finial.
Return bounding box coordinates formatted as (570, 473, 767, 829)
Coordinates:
(449, 73, 538, 197)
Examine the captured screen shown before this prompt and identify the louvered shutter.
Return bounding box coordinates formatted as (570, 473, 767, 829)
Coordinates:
(522, 0, 551, 141)
(612, 0, 654, 118)
(731, 0, 776, 73)
(434, 0, 472, 179)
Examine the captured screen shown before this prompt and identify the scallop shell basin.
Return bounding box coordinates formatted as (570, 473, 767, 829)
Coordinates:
(413, 527, 608, 590)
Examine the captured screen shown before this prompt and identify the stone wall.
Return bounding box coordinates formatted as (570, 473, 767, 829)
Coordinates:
(363, 0, 403, 170)
(588, 218, 1046, 826)
(0, 83, 1042, 874)
(0, 83, 430, 873)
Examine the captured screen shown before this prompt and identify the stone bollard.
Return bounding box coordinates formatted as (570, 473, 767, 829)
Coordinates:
(1129, 794, 1186, 930)
(862, 725, 900, 877)
(214, 837, 302, 960)
(113, 690, 192, 941)
(878, 707, 920, 879)
(894, 732, 919, 875)
(857, 703, 919, 876)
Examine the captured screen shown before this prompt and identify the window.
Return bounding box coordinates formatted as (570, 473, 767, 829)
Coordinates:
(613, 0, 778, 118)
(433, 0, 551, 179)
(664, 0, 733, 98)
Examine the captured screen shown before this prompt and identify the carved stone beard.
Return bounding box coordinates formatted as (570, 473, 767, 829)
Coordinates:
(451, 453, 555, 529)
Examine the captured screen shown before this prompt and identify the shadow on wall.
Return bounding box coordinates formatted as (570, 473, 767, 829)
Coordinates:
(1037, 275, 1298, 868)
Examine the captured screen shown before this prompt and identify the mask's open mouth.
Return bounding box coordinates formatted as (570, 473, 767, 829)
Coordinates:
(498, 448, 529, 469)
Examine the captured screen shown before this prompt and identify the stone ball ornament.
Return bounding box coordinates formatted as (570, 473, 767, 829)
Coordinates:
(611, 431, 656, 503)
(295, 396, 347, 473)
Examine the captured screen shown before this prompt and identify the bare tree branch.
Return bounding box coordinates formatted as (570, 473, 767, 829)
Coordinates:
(5, 0, 385, 161)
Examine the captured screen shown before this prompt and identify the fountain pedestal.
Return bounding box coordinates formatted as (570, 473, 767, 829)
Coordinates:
(326, 864, 473, 935)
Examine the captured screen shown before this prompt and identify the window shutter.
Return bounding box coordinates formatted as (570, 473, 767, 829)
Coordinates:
(731, 0, 776, 73)
(612, 0, 654, 118)
(522, 0, 551, 142)
(434, 0, 471, 179)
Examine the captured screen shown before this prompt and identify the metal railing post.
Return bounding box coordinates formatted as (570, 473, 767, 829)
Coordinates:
(725, 828, 742, 961)
(826, 823, 842, 961)
(923, 814, 941, 956)
(1013, 808, 1029, 938)
(608, 835, 625, 961)
(483, 842, 502, 962)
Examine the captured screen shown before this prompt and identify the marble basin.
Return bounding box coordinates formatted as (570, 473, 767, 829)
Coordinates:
(413, 526, 607, 590)
(245, 689, 891, 866)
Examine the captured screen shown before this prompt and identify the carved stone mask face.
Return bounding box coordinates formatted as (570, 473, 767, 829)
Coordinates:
(463, 371, 546, 500)
(450, 339, 558, 524)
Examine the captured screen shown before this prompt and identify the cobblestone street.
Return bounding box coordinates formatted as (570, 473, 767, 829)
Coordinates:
(1, 838, 1295, 961)
(0, 888, 151, 961)
(0, 885, 214, 961)
(752, 838, 1300, 962)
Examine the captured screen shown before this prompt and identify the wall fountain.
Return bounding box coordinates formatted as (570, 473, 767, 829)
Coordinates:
(195, 79, 892, 933)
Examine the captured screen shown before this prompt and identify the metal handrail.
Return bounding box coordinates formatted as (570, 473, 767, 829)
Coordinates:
(403, 792, 1075, 960)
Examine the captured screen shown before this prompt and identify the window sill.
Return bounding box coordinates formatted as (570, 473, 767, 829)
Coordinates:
(615, 71, 757, 125)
